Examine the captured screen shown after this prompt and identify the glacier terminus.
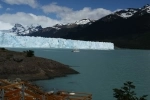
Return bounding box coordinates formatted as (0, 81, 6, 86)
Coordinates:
(0, 32, 114, 50)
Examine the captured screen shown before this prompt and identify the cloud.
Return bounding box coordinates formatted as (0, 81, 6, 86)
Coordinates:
(60, 7, 112, 23)
(42, 3, 112, 23)
(42, 2, 73, 14)
(0, 12, 60, 30)
(2, 0, 39, 8)
(0, 21, 13, 30)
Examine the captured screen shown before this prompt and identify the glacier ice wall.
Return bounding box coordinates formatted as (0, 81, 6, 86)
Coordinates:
(0, 32, 114, 50)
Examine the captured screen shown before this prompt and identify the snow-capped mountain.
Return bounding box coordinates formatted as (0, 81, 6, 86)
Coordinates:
(27, 18, 95, 37)
(0, 19, 94, 36)
(52, 19, 95, 30)
(116, 4, 150, 18)
(114, 8, 139, 18)
(10, 24, 42, 35)
(102, 4, 150, 21)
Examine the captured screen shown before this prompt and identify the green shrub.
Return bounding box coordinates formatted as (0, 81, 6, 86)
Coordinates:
(113, 81, 148, 100)
(24, 50, 34, 57)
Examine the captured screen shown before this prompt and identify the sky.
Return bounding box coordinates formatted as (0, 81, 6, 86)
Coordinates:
(0, 0, 149, 30)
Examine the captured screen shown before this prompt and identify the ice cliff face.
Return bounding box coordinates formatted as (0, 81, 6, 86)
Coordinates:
(0, 32, 114, 50)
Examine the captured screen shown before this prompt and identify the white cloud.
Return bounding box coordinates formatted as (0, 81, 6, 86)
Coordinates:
(0, 21, 13, 30)
(0, 12, 60, 30)
(42, 2, 72, 14)
(60, 7, 112, 23)
(42, 3, 112, 23)
(3, 0, 38, 8)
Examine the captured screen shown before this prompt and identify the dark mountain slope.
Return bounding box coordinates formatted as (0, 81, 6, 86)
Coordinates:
(59, 13, 150, 49)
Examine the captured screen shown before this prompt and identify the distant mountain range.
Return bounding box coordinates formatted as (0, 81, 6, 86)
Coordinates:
(27, 19, 95, 38)
(2, 4, 150, 49)
(10, 24, 42, 35)
(3, 19, 94, 36)
(1, 24, 42, 35)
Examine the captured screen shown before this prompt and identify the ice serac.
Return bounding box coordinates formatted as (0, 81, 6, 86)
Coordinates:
(0, 32, 114, 50)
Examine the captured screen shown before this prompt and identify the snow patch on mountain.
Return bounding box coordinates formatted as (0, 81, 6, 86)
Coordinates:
(75, 19, 92, 25)
(115, 8, 138, 18)
(113, 4, 150, 18)
(119, 12, 134, 18)
(0, 32, 114, 50)
(144, 4, 150, 13)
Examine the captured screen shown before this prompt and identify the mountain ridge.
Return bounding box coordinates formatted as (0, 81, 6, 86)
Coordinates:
(28, 4, 150, 49)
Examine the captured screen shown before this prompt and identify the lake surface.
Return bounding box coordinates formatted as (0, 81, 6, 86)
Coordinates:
(7, 48, 150, 100)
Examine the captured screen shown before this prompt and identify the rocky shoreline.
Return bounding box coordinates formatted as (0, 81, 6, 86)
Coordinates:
(0, 48, 79, 81)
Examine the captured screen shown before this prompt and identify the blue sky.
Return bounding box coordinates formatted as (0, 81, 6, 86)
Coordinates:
(0, 0, 149, 30)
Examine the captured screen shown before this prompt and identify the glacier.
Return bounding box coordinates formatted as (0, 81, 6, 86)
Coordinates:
(0, 32, 114, 50)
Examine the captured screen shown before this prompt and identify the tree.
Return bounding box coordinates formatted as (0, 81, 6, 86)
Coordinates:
(23, 50, 34, 57)
(113, 81, 148, 100)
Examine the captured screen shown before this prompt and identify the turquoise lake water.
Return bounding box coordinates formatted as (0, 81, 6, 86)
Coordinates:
(7, 48, 150, 100)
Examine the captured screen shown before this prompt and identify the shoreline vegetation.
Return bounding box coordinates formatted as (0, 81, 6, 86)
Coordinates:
(0, 48, 79, 81)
